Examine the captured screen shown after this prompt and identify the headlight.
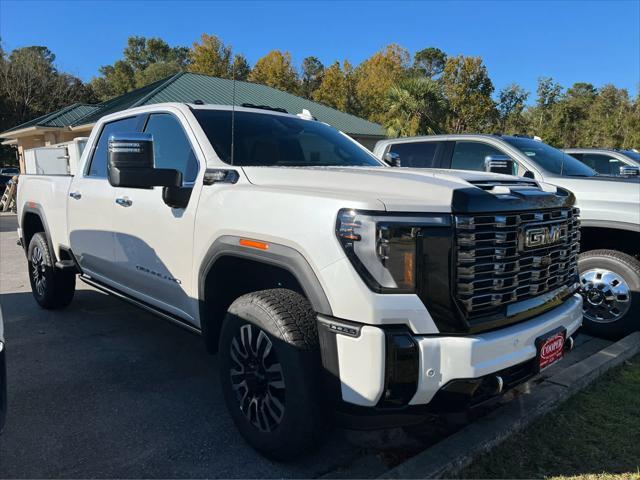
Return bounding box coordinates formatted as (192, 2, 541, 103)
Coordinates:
(336, 209, 449, 293)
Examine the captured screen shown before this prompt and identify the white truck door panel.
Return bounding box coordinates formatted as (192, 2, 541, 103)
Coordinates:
(68, 116, 141, 281)
(110, 112, 201, 322)
(67, 177, 116, 280)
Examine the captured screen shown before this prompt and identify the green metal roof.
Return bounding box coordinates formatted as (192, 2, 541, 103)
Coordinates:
(2, 72, 384, 138)
(1, 103, 101, 134)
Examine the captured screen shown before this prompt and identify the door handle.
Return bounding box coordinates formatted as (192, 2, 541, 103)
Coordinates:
(69, 191, 81, 200)
(115, 197, 132, 207)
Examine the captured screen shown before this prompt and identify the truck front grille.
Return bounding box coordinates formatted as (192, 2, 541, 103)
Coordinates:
(454, 207, 580, 321)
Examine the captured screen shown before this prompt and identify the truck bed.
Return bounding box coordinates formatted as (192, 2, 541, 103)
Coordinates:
(17, 175, 73, 252)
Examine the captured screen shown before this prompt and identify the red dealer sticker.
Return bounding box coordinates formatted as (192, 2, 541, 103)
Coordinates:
(537, 330, 566, 371)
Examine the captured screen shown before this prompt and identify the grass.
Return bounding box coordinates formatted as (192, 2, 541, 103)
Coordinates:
(460, 355, 640, 479)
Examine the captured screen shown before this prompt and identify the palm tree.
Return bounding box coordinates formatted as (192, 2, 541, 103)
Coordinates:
(384, 77, 448, 137)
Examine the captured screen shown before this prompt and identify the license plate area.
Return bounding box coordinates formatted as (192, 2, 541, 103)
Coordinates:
(536, 327, 566, 371)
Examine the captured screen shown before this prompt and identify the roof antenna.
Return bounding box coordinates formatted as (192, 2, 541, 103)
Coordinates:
(230, 61, 236, 166)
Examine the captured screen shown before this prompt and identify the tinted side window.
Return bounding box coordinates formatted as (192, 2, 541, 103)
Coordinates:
(87, 116, 140, 177)
(580, 153, 623, 175)
(144, 114, 198, 182)
(389, 142, 438, 168)
(451, 141, 510, 172)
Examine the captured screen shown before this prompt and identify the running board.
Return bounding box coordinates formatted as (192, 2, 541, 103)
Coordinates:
(80, 275, 201, 335)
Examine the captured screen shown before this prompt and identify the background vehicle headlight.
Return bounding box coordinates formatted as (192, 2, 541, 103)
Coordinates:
(336, 209, 449, 293)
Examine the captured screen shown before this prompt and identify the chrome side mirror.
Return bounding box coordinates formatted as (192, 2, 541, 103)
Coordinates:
(484, 155, 515, 175)
(383, 151, 401, 167)
(619, 165, 639, 176)
(107, 133, 182, 189)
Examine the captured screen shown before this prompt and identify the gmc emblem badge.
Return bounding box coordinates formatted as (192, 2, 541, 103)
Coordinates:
(520, 223, 567, 250)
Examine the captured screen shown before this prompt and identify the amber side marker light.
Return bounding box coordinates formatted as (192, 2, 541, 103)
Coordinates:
(239, 239, 269, 250)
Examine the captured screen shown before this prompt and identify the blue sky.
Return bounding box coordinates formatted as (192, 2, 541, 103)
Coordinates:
(1, 0, 638, 102)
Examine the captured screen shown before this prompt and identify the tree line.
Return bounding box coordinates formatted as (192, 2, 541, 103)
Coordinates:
(1, 34, 638, 161)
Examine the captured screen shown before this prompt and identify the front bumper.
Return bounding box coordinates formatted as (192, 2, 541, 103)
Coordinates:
(319, 294, 583, 417)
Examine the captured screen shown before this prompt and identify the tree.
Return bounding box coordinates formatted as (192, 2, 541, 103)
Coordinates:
(135, 62, 182, 87)
(232, 54, 251, 81)
(384, 77, 448, 137)
(123, 36, 188, 71)
(545, 82, 597, 146)
(0, 46, 94, 127)
(441, 55, 496, 133)
(248, 50, 299, 93)
(313, 60, 357, 113)
(413, 47, 447, 78)
(584, 84, 632, 147)
(91, 36, 189, 100)
(188, 33, 233, 77)
(91, 60, 136, 100)
(301, 56, 324, 99)
(355, 44, 409, 123)
(532, 76, 563, 133)
(497, 83, 529, 133)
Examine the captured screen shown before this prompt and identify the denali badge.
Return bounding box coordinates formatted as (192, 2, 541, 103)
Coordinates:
(521, 223, 567, 250)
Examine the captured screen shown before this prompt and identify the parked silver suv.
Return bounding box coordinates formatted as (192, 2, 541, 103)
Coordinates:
(374, 134, 640, 339)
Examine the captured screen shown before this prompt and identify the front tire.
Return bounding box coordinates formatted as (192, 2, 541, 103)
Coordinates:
(578, 249, 640, 339)
(218, 289, 325, 460)
(27, 232, 75, 309)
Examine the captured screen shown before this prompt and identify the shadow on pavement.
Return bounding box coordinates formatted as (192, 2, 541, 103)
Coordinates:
(0, 289, 357, 478)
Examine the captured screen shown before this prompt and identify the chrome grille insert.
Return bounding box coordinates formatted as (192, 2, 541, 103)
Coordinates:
(454, 207, 580, 319)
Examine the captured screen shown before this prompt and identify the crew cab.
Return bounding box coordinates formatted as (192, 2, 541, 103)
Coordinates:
(17, 104, 582, 459)
(374, 135, 640, 339)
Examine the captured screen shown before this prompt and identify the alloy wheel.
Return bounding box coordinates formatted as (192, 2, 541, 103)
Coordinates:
(31, 245, 47, 297)
(229, 324, 286, 432)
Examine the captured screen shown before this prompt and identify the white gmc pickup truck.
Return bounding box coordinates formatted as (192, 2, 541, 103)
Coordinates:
(17, 103, 582, 459)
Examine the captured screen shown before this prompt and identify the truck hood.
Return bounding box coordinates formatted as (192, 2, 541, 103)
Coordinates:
(241, 166, 537, 212)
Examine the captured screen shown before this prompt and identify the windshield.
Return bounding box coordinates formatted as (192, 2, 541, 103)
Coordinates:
(194, 109, 383, 167)
(503, 137, 597, 177)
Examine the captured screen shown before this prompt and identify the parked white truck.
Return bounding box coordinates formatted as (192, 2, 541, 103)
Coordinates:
(17, 104, 582, 458)
(374, 135, 640, 339)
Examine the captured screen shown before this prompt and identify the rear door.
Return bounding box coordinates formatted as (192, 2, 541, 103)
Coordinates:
(67, 115, 142, 282)
(387, 141, 449, 168)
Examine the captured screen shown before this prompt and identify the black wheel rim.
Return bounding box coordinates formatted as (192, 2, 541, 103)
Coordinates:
(229, 324, 286, 432)
(31, 245, 47, 297)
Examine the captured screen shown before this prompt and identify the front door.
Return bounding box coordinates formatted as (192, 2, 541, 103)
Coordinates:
(68, 115, 142, 282)
(110, 111, 202, 323)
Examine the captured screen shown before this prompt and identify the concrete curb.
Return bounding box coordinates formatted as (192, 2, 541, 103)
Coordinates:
(379, 331, 640, 479)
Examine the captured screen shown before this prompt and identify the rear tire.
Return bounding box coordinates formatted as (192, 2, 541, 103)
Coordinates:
(27, 232, 75, 309)
(578, 249, 640, 339)
(218, 288, 325, 460)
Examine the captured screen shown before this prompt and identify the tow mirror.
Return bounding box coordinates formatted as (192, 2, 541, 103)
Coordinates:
(484, 155, 515, 175)
(383, 151, 401, 167)
(619, 165, 639, 176)
(108, 133, 182, 189)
